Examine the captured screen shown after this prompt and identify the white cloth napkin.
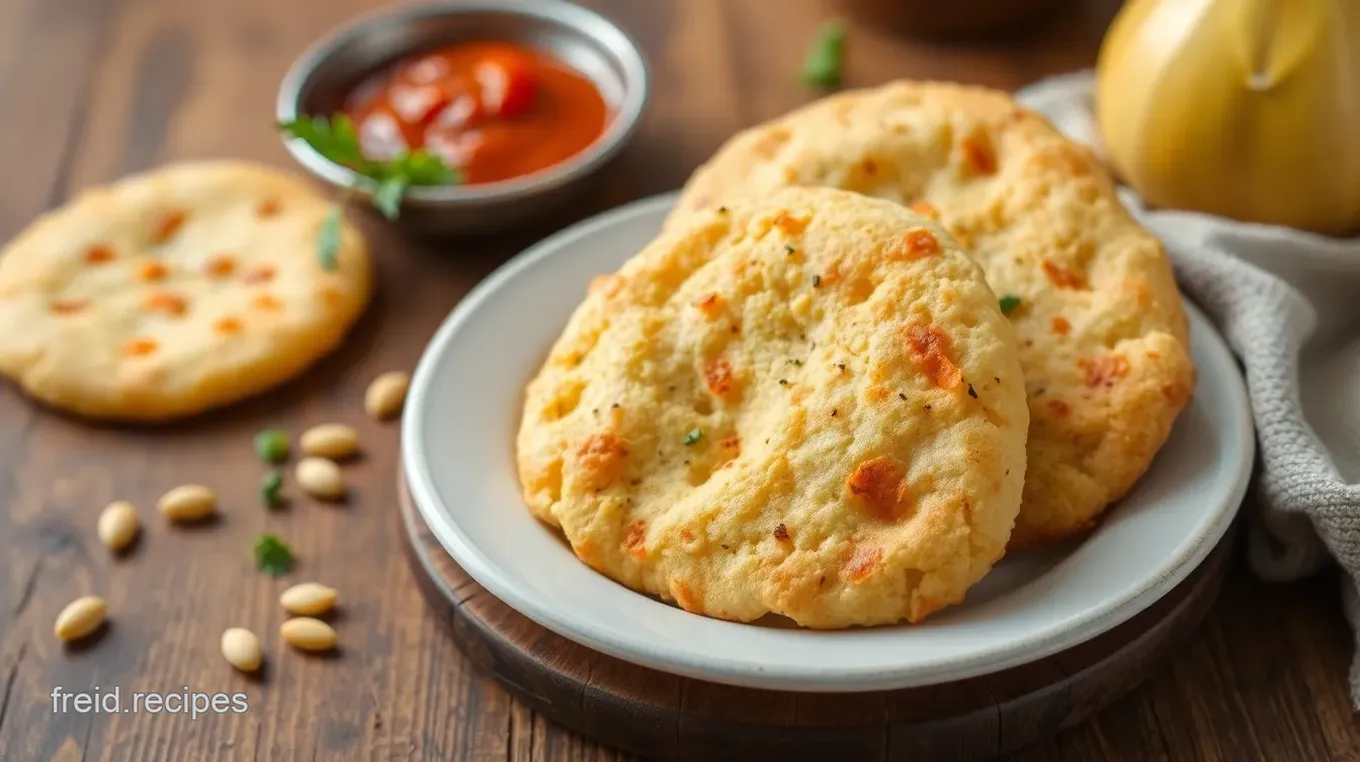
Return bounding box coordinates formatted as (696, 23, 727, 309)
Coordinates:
(1016, 71, 1360, 707)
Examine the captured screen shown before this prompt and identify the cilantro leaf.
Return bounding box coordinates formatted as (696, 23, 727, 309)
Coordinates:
(317, 206, 342, 271)
(253, 533, 294, 577)
(398, 149, 461, 186)
(684, 428, 703, 446)
(279, 115, 366, 170)
(280, 115, 461, 262)
(998, 295, 1022, 315)
(260, 471, 284, 510)
(801, 20, 847, 89)
(373, 177, 407, 221)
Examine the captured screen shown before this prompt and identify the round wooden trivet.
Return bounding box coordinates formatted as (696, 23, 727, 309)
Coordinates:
(398, 475, 1234, 761)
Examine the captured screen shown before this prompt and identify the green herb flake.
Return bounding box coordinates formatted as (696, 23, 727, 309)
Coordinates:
(998, 294, 1022, 315)
(812, 274, 822, 287)
(317, 206, 342, 271)
(278, 116, 461, 259)
(684, 428, 703, 446)
(260, 471, 284, 510)
(253, 533, 294, 578)
(254, 428, 290, 464)
(373, 177, 408, 221)
(801, 20, 847, 89)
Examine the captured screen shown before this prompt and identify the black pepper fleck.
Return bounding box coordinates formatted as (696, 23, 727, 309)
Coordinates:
(837, 363, 846, 372)
(779, 379, 789, 386)
(924, 404, 932, 410)
(785, 244, 795, 255)
(819, 576, 826, 586)
(968, 384, 978, 399)
(994, 376, 1000, 383)
(611, 402, 620, 409)
(717, 206, 729, 213)
(831, 409, 838, 416)
(592, 408, 599, 414)
(898, 393, 906, 401)
(721, 544, 730, 550)
(812, 274, 821, 287)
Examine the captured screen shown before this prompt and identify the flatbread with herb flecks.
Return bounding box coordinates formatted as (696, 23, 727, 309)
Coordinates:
(0, 161, 370, 421)
(516, 188, 1028, 627)
(668, 81, 1195, 548)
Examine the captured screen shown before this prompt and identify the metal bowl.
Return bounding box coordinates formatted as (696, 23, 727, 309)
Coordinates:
(276, 0, 649, 237)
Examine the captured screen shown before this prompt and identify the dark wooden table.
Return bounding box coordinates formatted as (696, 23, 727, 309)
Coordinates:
(2, 0, 1358, 759)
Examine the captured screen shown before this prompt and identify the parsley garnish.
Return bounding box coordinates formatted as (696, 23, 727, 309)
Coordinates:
(253, 533, 294, 577)
(999, 295, 1022, 315)
(801, 20, 847, 89)
(278, 115, 461, 267)
(260, 471, 284, 510)
(684, 428, 703, 446)
(254, 428, 290, 464)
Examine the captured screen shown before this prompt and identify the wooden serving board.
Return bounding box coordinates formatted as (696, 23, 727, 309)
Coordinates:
(396, 475, 1235, 761)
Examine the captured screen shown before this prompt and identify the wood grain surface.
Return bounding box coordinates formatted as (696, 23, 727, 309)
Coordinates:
(398, 473, 1242, 762)
(0, 0, 1357, 760)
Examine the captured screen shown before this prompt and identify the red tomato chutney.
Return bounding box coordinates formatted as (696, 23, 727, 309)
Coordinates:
(342, 41, 612, 185)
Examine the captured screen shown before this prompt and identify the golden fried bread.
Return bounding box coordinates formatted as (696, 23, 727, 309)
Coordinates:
(0, 161, 370, 421)
(670, 81, 1194, 547)
(517, 187, 1028, 627)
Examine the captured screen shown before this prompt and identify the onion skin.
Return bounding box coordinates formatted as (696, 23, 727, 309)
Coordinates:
(1097, 0, 1360, 235)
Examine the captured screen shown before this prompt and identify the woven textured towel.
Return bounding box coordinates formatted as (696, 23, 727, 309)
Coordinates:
(1017, 71, 1360, 707)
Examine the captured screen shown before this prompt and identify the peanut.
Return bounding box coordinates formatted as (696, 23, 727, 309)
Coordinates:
(364, 371, 409, 420)
(54, 596, 107, 642)
(97, 501, 139, 552)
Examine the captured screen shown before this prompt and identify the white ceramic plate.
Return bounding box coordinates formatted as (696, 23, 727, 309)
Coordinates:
(402, 192, 1254, 693)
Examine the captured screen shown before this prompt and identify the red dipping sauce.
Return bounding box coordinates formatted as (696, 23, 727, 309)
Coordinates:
(342, 41, 613, 185)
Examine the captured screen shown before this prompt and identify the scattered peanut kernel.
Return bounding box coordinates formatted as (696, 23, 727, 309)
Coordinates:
(97, 501, 139, 552)
(279, 583, 338, 616)
(364, 371, 410, 420)
(299, 424, 359, 460)
(280, 617, 337, 651)
(157, 484, 216, 522)
(296, 457, 345, 501)
(54, 596, 107, 642)
(220, 628, 263, 672)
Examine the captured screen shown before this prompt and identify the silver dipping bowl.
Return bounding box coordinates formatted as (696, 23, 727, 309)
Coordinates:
(276, 0, 649, 237)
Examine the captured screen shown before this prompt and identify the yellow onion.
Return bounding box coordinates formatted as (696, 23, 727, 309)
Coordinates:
(1096, 0, 1360, 234)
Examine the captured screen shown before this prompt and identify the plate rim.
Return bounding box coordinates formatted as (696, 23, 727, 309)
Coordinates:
(402, 191, 1255, 692)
